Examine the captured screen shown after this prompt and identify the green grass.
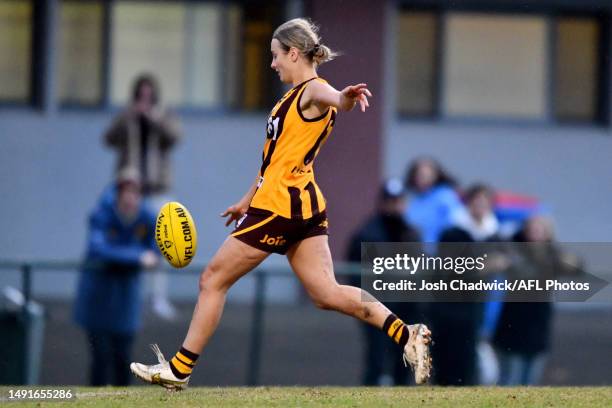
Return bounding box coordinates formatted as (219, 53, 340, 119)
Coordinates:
(2, 386, 611, 407)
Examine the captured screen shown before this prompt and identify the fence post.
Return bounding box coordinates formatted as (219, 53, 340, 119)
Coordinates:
(21, 263, 32, 384)
(246, 269, 266, 386)
(22, 263, 32, 308)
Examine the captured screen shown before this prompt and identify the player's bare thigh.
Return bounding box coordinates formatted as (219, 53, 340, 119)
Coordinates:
(286, 235, 338, 301)
(199, 236, 270, 293)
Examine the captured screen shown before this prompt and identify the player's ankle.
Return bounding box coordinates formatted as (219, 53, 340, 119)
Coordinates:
(382, 314, 410, 348)
(169, 347, 199, 379)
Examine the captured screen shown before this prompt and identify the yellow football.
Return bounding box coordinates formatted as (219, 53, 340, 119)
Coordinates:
(155, 202, 198, 268)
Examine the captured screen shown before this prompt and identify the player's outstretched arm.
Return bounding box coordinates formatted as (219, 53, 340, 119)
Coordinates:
(306, 80, 372, 112)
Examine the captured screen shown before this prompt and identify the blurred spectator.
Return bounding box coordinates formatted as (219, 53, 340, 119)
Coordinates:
(431, 184, 500, 386)
(74, 170, 158, 386)
(493, 215, 581, 386)
(347, 178, 422, 385)
(404, 157, 462, 244)
(104, 73, 181, 320)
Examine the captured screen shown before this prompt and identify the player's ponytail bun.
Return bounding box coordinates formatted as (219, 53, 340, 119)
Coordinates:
(273, 18, 338, 66)
(311, 43, 335, 66)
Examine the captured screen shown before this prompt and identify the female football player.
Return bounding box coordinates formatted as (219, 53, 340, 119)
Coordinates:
(131, 18, 431, 389)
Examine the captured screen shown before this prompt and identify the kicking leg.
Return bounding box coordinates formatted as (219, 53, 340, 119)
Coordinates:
(182, 237, 269, 353)
(286, 235, 431, 384)
(131, 237, 269, 389)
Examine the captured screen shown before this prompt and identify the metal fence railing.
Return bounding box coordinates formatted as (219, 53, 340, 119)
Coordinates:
(0, 260, 360, 386)
(0, 260, 609, 385)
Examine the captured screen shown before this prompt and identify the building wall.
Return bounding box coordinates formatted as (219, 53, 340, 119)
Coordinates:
(0, 111, 265, 261)
(2, 111, 611, 266)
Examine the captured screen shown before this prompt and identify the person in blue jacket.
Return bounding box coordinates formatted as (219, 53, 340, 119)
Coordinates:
(74, 170, 159, 386)
(403, 157, 462, 244)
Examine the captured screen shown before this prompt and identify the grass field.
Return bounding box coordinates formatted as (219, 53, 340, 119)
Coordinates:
(2, 386, 612, 407)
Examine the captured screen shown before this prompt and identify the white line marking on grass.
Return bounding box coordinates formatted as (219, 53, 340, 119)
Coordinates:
(77, 390, 134, 399)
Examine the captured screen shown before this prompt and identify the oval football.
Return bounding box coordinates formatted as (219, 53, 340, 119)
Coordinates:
(155, 201, 198, 268)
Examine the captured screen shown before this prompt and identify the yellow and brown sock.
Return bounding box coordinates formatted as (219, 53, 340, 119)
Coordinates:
(382, 314, 410, 348)
(169, 347, 199, 379)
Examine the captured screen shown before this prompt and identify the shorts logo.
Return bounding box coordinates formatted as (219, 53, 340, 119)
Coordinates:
(318, 220, 329, 228)
(236, 214, 248, 228)
(259, 234, 287, 246)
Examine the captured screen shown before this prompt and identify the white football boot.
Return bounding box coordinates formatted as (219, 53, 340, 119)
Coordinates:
(130, 344, 190, 390)
(403, 324, 432, 385)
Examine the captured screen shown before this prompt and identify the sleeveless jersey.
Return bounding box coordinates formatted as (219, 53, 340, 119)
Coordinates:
(249, 77, 337, 220)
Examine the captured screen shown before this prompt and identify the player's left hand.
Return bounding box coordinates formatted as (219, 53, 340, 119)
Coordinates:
(220, 203, 247, 227)
(341, 83, 372, 112)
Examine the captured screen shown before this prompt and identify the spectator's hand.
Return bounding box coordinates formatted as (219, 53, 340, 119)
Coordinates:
(221, 202, 248, 227)
(140, 250, 159, 269)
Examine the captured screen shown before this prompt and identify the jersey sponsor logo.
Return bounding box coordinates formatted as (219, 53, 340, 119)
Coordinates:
(259, 234, 287, 246)
(257, 176, 264, 188)
(290, 165, 312, 175)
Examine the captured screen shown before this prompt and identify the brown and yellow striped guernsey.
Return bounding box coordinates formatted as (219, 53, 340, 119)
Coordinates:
(250, 77, 337, 220)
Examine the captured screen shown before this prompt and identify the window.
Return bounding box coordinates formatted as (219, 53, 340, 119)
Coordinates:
(443, 13, 547, 119)
(109, 1, 279, 110)
(396, 8, 608, 125)
(184, 3, 223, 107)
(0, 0, 32, 102)
(396, 11, 438, 116)
(554, 17, 600, 122)
(111, 2, 189, 107)
(57, 1, 104, 105)
(226, 1, 283, 110)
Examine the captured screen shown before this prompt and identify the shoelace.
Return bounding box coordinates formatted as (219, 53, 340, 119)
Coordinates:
(402, 353, 411, 369)
(149, 344, 168, 370)
(403, 347, 417, 370)
(402, 326, 419, 369)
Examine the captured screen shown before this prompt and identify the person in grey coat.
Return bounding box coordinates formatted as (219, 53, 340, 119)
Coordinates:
(104, 73, 182, 320)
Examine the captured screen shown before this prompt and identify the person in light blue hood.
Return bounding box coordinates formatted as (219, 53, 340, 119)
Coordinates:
(403, 157, 463, 243)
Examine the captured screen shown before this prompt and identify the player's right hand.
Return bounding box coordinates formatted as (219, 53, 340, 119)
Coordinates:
(221, 204, 247, 227)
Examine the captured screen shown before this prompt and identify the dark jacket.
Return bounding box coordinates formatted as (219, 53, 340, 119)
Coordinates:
(492, 233, 581, 355)
(74, 186, 157, 334)
(347, 213, 420, 263)
(430, 222, 500, 386)
(347, 213, 422, 317)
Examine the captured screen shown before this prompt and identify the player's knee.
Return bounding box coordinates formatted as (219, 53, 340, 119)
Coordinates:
(198, 262, 225, 294)
(312, 297, 334, 310)
(310, 286, 341, 311)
